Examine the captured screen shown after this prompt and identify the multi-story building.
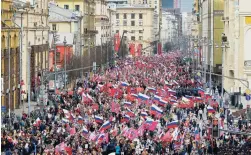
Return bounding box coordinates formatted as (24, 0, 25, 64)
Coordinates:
(223, 0, 251, 93)
(201, 0, 224, 84)
(95, 0, 111, 46)
(181, 12, 193, 36)
(48, 2, 76, 70)
(127, 0, 162, 42)
(1, 0, 21, 110)
(115, 4, 154, 55)
(161, 10, 178, 43)
(54, 0, 98, 54)
(13, 0, 50, 102)
(191, 0, 200, 39)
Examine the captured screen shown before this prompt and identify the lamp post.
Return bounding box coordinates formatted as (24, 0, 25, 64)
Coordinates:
(27, 42, 31, 117)
(63, 36, 67, 88)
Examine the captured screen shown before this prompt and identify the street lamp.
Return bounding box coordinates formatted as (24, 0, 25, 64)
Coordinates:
(63, 36, 67, 88)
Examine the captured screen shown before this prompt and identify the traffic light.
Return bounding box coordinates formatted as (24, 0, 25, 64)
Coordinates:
(212, 119, 219, 138)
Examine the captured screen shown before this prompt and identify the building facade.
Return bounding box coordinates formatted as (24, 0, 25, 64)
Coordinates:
(95, 0, 111, 46)
(13, 0, 50, 102)
(54, 0, 98, 55)
(161, 10, 178, 43)
(115, 4, 154, 55)
(1, 0, 21, 110)
(201, 0, 224, 85)
(223, 0, 251, 93)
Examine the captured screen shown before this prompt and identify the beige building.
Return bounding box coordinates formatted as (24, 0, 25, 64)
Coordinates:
(54, 0, 98, 52)
(13, 0, 50, 100)
(114, 4, 154, 55)
(223, 0, 251, 93)
(95, 0, 111, 45)
(127, 0, 162, 41)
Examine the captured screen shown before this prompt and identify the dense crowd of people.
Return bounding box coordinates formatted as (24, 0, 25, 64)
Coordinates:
(1, 52, 251, 155)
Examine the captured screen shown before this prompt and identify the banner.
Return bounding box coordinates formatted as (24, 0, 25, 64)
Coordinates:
(114, 33, 120, 52)
(137, 44, 142, 56)
(129, 43, 135, 56)
(157, 43, 162, 55)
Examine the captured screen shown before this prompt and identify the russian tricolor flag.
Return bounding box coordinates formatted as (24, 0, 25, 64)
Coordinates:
(82, 127, 89, 136)
(166, 120, 179, 129)
(153, 95, 161, 101)
(185, 95, 194, 100)
(165, 81, 172, 87)
(170, 99, 177, 104)
(151, 104, 163, 115)
(141, 111, 148, 117)
(197, 87, 205, 95)
(159, 99, 167, 106)
(94, 116, 104, 124)
(78, 116, 84, 124)
(138, 93, 150, 100)
(170, 94, 177, 100)
(148, 87, 156, 93)
(124, 115, 130, 121)
(207, 106, 215, 113)
(99, 121, 111, 131)
(121, 82, 130, 87)
(131, 93, 138, 98)
(168, 89, 176, 95)
(123, 101, 132, 107)
(126, 108, 135, 117)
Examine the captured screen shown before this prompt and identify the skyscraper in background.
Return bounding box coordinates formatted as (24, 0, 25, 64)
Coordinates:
(173, 0, 179, 8)
(162, 0, 173, 8)
(169, 0, 193, 12)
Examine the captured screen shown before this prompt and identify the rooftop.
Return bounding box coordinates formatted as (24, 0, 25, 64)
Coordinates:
(48, 2, 79, 22)
(116, 4, 153, 9)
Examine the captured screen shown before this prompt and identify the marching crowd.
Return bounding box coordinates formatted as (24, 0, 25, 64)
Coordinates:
(1, 52, 251, 155)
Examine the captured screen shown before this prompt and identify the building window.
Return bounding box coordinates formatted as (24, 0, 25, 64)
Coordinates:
(131, 36, 135, 41)
(64, 5, 69, 9)
(116, 20, 119, 26)
(139, 36, 143, 40)
(131, 21, 135, 26)
(139, 30, 143, 33)
(75, 5, 80, 11)
(139, 13, 143, 19)
(123, 20, 127, 26)
(56, 52, 61, 63)
(131, 13, 135, 19)
(116, 30, 119, 33)
(52, 24, 56, 31)
(131, 30, 135, 33)
(123, 14, 127, 19)
(116, 13, 119, 19)
(139, 21, 143, 26)
(124, 36, 127, 40)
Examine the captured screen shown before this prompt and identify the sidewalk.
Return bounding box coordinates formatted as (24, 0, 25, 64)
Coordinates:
(14, 101, 40, 116)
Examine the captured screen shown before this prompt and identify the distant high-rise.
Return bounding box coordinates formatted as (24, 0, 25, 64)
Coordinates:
(162, 0, 173, 8)
(173, 0, 179, 8)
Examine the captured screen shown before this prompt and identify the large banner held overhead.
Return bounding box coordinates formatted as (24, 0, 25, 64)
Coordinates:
(114, 33, 120, 52)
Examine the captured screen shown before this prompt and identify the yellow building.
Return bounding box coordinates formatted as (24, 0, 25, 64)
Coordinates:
(1, 0, 20, 110)
(54, 0, 98, 54)
(114, 5, 154, 56)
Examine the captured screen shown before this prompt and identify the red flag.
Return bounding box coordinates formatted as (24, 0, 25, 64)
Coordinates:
(129, 43, 135, 56)
(114, 33, 120, 52)
(69, 127, 76, 135)
(148, 121, 158, 131)
(137, 44, 142, 56)
(157, 43, 162, 55)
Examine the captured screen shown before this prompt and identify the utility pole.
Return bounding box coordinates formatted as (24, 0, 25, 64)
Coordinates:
(106, 40, 109, 67)
(101, 37, 103, 65)
(53, 32, 57, 91)
(88, 35, 91, 72)
(63, 36, 67, 88)
(27, 42, 31, 117)
(7, 28, 11, 125)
